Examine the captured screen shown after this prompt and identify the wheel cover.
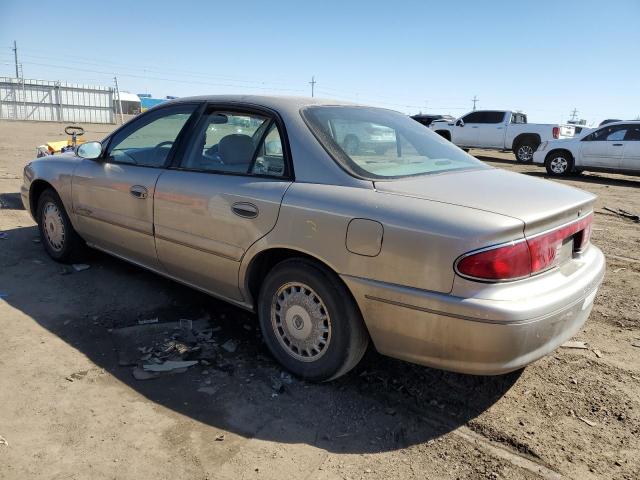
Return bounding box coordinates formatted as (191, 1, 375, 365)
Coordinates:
(518, 145, 534, 161)
(549, 157, 568, 173)
(42, 201, 65, 252)
(271, 282, 332, 362)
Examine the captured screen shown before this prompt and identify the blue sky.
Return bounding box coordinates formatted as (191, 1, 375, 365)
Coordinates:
(1, 0, 638, 124)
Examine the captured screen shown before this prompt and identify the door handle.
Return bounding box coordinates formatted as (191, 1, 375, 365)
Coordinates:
(612, 143, 623, 146)
(232, 202, 259, 218)
(471, 126, 478, 128)
(129, 185, 148, 199)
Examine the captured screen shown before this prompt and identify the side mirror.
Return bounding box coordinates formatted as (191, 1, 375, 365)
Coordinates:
(456, 119, 465, 127)
(76, 141, 102, 160)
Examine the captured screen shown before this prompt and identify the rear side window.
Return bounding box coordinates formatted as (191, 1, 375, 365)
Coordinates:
(624, 125, 640, 141)
(482, 111, 506, 124)
(181, 110, 288, 177)
(106, 105, 196, 167)
(585, 124, 629, 141)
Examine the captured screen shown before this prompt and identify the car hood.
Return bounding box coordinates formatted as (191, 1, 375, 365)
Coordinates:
(374, 167, 596, 235)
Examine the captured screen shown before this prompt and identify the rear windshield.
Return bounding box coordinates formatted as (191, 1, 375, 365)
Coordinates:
(301, 106, 488, 180)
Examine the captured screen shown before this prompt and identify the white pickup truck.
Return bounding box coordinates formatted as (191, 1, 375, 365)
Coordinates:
(430, 110, 576, 162)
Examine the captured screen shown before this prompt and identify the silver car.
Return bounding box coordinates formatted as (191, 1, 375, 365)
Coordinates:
(21, 96, 605, 381)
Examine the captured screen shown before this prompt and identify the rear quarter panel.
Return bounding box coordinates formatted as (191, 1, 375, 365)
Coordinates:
(240, 182, 525, 299)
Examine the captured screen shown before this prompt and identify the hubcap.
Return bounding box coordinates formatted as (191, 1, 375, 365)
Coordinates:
(518, 145, 534, 162)
(42, 201, 65, 252)
(549, 157, 568, 174)
(271, 282, 332, 362)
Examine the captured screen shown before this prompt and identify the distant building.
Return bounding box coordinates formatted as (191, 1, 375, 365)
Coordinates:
(113, 92, 141, 115)
(138, 94, 178, 112)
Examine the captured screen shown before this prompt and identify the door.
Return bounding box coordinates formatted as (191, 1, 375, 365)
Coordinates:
(475, 111, 508, 148)
(154, 108, 292, 301)
(453, 111, 483, 147)
(621, 124, 640, 172)
(72, 103, 198, 269)
(579, 123, 628, 169)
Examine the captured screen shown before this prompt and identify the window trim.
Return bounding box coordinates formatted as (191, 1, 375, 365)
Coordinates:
(99, 102, 202, 169)
(168, 102, 294, 181)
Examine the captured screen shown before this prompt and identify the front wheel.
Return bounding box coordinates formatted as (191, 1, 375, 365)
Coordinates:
(258, 258, 369, 382)
(545, 153, 573, 177)
(514, 140, 538, 163)
(37, 188, 85, 262)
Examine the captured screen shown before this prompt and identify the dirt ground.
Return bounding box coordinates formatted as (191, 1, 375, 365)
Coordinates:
(0, 120, 638, 480)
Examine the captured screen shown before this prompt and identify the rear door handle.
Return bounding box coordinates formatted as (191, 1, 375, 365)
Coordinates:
(471, 126, 479, 128)
(130, 185, 148, 199)
(612, 143, 623, 146)
(232, 202, 259, 218)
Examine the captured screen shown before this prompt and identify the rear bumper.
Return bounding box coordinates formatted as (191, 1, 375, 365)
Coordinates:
(342, 245, 605, 375)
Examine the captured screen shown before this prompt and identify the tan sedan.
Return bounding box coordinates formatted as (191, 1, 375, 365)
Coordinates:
(21, 96, 605, 380)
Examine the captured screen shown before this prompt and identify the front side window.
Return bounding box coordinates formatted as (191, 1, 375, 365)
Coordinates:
(107, 105, 196, 167)
(181, 110, 287, 177)
(461, 111, 483, 123)
(584, 124, 628, 142)
(302, 106, 488, 179)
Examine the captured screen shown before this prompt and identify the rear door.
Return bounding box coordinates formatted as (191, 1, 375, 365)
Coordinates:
(153, 106, 292, 301)
(579, 124, 628, 169)
(475, 111, 508, 148)
(621, 124, 640, 172)
(72, 103, 198, 269)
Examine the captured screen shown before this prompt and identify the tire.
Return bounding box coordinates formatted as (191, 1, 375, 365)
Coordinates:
(343, 135, 360, 155)
(545, 152, 573, 177)
(36, 188, 85, 262)
(514, 139, 539, 163)
(257, 258, 369, 382)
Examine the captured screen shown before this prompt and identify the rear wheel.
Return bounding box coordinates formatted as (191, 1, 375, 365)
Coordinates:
(514, 139, 539, 163)
(258, 258, 369, 381)
(37, 189, 85, 262)
(545, 152, 573, 177)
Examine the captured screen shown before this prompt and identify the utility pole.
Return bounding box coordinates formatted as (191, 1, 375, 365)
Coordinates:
(12, 40, 19, 78)
(309, 76, 316, 97)
(113, 76, 124, 124)
(472, 95, 479, 111)
(569, 108, 579, 122)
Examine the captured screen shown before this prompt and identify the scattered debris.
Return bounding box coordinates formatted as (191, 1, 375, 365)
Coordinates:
(603, 207, 640, 223)
(32, 237, 41, 243)
(632, 341, 640, 348)
(593, 349, 603, 358)
(271, 377, 285, 393)
(72, 263, 91, 272)
(613, 267, 627, 273)
(179, 318, 193, 330)
(0, 435, 7, 447)
(142, 360, 198, 372)
(280, 371, 293, 384)
(221, 339, 237, 353)
(138, 317, 159, 325)
(561, 341, 588, 349)
(60, 266, 73, 275)
(198, 386, 219, 395)
(0, 232, 8, 239)
(215, 434, 225, 441)
(578, 416, 597, 427)
(385, 407, 397, 416)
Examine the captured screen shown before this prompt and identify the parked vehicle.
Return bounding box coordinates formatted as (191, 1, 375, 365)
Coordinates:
(534, 121, 640, 176)
(430, 110, 576, 162)
(331, 119, 397, 155)
(411, 114, 455, 127)
(22, 96, 604, 381)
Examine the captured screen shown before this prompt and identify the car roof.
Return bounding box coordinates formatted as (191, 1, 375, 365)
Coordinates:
(164, 94, 356, 111)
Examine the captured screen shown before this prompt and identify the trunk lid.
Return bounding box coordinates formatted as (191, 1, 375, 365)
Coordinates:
(374, 167, 595, 236)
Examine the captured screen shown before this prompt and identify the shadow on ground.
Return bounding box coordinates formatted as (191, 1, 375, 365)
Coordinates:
(1, 223, 521, 454)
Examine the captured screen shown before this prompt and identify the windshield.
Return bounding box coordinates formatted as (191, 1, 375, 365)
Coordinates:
(302, 106, 488, 179)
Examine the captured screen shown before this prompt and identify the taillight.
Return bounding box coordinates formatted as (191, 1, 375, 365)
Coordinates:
(552, 126, 560, 139)
(456, 214, 593, 281)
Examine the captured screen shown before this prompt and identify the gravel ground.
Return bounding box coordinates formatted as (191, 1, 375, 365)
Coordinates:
(0, 120, 638, 480)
